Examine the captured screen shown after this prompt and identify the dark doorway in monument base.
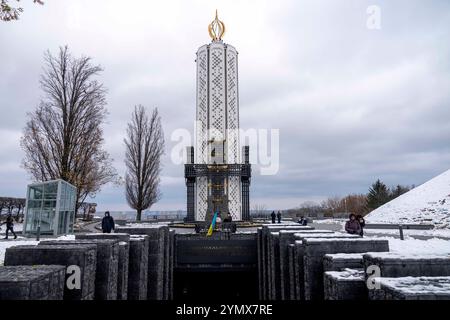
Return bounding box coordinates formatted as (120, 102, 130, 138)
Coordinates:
(174, 268, 258, 300)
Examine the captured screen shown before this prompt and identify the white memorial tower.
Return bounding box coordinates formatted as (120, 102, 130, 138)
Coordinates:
(185, 11, 251, 222)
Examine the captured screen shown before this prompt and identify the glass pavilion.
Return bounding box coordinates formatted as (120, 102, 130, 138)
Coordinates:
(24, 179, 77, 236)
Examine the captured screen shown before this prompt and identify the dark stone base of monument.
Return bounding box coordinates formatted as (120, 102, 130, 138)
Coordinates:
(369, 277, 450, 300)
(363, 252, 450, 278)
(0, 265, 66, 300)
(173, 231, 258, 300)
(323, 253, 364, 271)
(76, 233, 130, 300)
(116, 226, 168, 300)
(39, 239, 119, 300)
(302, 238, 389, 300)
(4, 245, 97, 300)
(128, 235, 149, 300)
(324, 269, 367, 300)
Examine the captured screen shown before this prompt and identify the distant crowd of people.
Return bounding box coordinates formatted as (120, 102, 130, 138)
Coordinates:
(345, 213, 366, 237)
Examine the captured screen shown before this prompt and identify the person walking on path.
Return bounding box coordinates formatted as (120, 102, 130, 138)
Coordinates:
(270, 211, 276, 224)
(345, 213, 361, 235)
(277, 211, 282, 224)
(2, 214, 17, 239)
(101, 211, 115, 233)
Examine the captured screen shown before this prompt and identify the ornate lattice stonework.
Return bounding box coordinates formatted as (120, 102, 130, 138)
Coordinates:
(228, 176, 241, 220)
(196, 45, 208, 164)
(226, 45, 240, 164)
(191, 40, 246, 222)
(195, 177, 208, 221)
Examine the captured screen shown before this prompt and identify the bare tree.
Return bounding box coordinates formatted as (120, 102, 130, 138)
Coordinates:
(124, 105, 165, 221)
(21, 46, 117, 212)
(1, 0, 43, 21)
(252, 203, 268, 218)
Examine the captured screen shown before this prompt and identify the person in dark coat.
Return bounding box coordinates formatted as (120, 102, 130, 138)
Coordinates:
(356, 214, 366, 237)
(101, 211, 115, 233)
(2, 214, 17, 239)
(270, 211, 276, 223)
(277, 211, 282, 224)
(223, 212, 232, 223)
(345, 213, 361, 235)
(298, 216, 308, 226)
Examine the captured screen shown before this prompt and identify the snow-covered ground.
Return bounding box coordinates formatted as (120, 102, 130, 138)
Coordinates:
(313, 219, 347, 225)
(367, 235, 450, 255)
(364, 227, 450, 239)
(366, 169, 450, 228)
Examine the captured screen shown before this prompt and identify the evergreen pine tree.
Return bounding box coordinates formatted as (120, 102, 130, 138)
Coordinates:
(367, 179, 390, 210)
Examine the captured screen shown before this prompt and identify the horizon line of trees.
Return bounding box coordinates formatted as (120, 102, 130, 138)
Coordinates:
(286, 179, 413, 218)
(20, 46, 165, 221)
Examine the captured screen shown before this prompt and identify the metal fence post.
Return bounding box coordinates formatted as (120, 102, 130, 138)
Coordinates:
(398, 224, 404, 240)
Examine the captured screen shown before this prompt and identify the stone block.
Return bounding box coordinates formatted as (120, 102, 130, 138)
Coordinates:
(260, 225, 314, 300)
(128, 235, 149, 300)
(0, 265, 66, 300)
(39, 239, 119, 300)
(303, 238, 389, 300)
(76, 233, 130, 300)
(115, 225, 168, 300)
(292, 233, 360, 300)
(4, 244, 97, 300)
(323, 253, 364, 272)
(324, 269, 367, 300)
(363, 252, 450, 278)
(369, 276, 450, 300)
(278, 230, 342, 300)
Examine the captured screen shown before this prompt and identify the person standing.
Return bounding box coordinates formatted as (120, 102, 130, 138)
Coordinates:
(345, 213, 361, 235)
(356, 214, 366, 237)
(270, 211, 276, 224)
(2, 214, 17, 239)
(101, 211, 115, 233)
(277, 211, 282, 224)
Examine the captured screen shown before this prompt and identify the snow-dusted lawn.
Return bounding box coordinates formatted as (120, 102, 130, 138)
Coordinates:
(364, 228, 450, 239)
(366, 235, 450, 255)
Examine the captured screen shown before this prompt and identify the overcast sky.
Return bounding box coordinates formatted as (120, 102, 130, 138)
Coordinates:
(1, 0, 450, 212)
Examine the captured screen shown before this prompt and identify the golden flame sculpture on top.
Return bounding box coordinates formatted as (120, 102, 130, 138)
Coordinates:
(208, 10, 225, 41)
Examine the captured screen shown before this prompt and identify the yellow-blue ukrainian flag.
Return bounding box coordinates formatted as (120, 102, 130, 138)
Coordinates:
(206, 212, 218, 237)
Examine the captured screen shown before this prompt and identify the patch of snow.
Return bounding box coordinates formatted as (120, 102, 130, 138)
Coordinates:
(366, 169, 450, 229)
(325, 268, 365, 281)
(313, 219, 347, 225)
(364, 251, 450, 260)
(304, 238, 377, 243)
(325, 253, 364, 260)
(374, 277, 450, 294)
(366, 235, 450, 255)
(364, 228, 450, 239)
